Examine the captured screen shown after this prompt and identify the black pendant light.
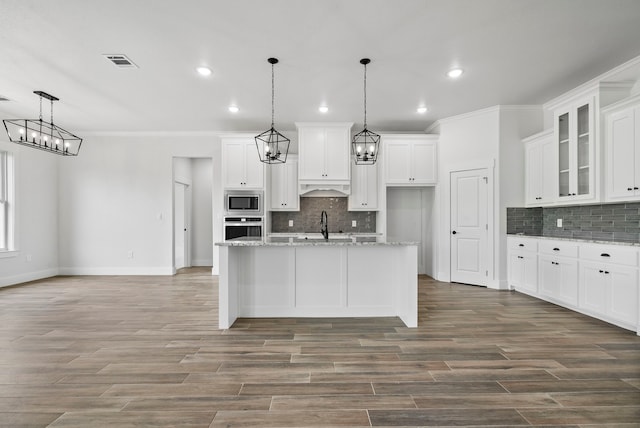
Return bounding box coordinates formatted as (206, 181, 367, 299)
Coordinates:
(3, 91, 83, 156)
(352, 58, 380, 165)
(255, 57, 290, 164)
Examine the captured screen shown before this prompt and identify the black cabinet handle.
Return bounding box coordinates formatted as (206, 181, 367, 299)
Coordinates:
(635, 187, 639, 190)
(518, 256, 523, 259)
(628, 187, 634, 191)
(553, 248, 560, 251)
(600, 253, 610, 257)
(518, 244, 524, 247)
(599, 270, 604, 273)
(605, 271, 610, 274)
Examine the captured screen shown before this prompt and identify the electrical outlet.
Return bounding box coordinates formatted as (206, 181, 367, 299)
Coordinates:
(352, 220, 357, 227)
(288, 220, 293, 227)
(127, 250, 134, 259)
(557, 218, 563, 228)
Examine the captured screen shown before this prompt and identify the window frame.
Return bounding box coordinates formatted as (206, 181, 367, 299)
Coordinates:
(0, 145, 16, 257)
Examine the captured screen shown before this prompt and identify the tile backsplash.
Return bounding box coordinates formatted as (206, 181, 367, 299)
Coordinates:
(507, 202, 640, 243)
(271, 197, 376, 234)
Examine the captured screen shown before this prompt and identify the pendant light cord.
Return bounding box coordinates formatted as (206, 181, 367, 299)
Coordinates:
(271, 62, 275, 128)
(363, 62, 367, 129)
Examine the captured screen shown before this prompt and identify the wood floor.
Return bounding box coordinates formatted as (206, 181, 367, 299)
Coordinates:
(1, 268, 639, 427)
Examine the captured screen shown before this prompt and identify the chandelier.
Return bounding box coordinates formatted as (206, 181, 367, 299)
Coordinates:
(255, 57, 290, 164)
(3, 91, 82, 156)
(352, 58, 380, 165)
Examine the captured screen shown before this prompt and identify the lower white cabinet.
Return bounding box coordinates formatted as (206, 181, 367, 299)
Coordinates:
(508, 236, 639, 333)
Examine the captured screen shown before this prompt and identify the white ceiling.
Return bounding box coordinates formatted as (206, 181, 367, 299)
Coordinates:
(1, 0, 640, 134)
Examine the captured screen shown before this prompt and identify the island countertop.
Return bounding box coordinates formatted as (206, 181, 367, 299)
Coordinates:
(216, 238, 418, 247)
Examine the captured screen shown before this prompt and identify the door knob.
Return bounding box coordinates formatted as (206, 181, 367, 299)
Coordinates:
(452, 230, 457, 235)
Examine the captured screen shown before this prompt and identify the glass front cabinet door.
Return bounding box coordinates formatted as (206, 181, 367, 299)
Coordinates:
(554, 97, 595, 202)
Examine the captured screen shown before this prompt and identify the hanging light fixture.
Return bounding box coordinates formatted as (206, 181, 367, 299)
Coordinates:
(255, 57, 290, 164)
(3, 91, 83, 156)
(352, 58, 380, 165)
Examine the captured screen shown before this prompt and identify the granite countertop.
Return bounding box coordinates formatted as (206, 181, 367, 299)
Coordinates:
(507, 234, 640, 247)
(216, 236, 417, 247)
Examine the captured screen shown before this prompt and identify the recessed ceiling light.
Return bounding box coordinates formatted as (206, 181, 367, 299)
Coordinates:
(417, 106, 428, 114)
(228, 105, 239, 113)
(447, 68, 464, 79)
(196, 66, 212, 76)
(318, 105, 329, 113)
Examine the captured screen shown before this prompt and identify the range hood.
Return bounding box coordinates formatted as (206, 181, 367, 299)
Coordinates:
(298, 181, 350, 197)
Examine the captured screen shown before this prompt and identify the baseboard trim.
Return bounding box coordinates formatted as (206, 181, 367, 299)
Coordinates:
(0, 268, 59, 288)
(58, 267, 174, 276)
(191, 259, 213, 267)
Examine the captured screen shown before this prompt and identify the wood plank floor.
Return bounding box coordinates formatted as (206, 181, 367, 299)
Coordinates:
(0, 268, 639, 427)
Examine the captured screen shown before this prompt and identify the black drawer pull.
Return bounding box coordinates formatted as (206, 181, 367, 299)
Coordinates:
(600, 253, 610, 257)
(628, 187, 634, 191)
(553, 248, 560, 251)
(599, 270, 604, 273)
(518, 244, 524, 247)
(605, 271, 610, 274)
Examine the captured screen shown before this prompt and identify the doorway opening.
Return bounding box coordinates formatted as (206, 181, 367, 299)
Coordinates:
(173, 157, 213, 274)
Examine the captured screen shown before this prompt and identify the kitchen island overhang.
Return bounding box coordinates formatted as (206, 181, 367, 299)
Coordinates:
(216, 239, 418, 329)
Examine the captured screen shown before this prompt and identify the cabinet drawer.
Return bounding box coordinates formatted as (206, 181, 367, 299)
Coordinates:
(508, 237, 538, 253)
(538, 240, 579, 258)
(580, 244, 638, 267)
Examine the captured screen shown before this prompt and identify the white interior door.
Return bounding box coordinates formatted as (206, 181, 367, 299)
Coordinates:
(174, 182, 189, 270)
(450, 168, 488, 286)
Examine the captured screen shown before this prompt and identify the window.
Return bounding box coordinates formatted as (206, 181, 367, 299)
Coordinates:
(0, 149, 14, 252)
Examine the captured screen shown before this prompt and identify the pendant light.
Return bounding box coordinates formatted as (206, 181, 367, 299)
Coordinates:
(352, 58, 379, 165)
(3, 91, 83, 156)
(255, 57, 290, 164)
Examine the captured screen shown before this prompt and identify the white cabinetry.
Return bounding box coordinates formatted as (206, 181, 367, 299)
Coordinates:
(221, 135, 264, 189)
(603, 95, 640, 202)
(349, 164, 378, 211)
(579, 244, 639, 330)
(524, 130, 555, 206)
(553, 96, 595, 202)
(296, 123, 352, 193)
(538, 240, 579, 307)
(383, 135, 437, 185)
(269, 155, 299, 211)
(508, 236, 639, 333)
(507, 237, 538, 295)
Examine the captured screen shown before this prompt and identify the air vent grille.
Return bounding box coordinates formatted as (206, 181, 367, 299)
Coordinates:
(103, 54, 138, 68)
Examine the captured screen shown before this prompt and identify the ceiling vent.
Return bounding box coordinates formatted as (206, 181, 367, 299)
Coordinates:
(103, 54, 138, 68)
(0, 95, 10, 102)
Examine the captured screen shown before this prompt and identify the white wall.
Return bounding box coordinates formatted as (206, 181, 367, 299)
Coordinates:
(0, 140, 59, 287)
(57, 134, 221, 275)
(435, 107, 500, 285)
(191, 158, 213, 266)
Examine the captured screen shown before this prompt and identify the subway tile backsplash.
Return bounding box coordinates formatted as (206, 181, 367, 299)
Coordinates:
(507, 202, 640, 243)
(271, 197, 376, 234)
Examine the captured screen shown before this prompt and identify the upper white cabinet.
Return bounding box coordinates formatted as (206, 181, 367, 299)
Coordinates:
(603, 95, 640, 202)
(297, 123, 352, 182)
(349, 164, 378, 211)
(221, 135, 265, 189)
(553, 96, 596, 202)
(270, 155, 299, 211)
(524, 130, 555, 206)
(383, 134, 438, 186)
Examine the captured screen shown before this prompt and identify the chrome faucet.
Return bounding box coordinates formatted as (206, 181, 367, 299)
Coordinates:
(320, 210, 328, 240)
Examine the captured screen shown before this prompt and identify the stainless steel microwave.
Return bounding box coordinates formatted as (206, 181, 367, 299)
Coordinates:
(224, 191, 263, 216)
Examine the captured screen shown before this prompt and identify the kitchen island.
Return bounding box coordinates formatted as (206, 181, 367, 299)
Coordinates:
(216, 238, 418, 329)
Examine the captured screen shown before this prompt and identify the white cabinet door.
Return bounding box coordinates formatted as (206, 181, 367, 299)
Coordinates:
(384, 142, 412, 184)
(554, 97, 596, 202)
(298, 124, 351, 181)
(222, 137, 264, 189)
(298, 127, 326, 180)
(525, 142, 542, 206)
(349, 164, 378, 211)
(412, 141, 437, 184)
(509, 252, 538, 295)
(539, 256, 578, 306)
(324, 127, 350, 181)
(580, 262, 608, 315)
(606, 104, 640, 201)
(608, 265, 638, 326)
(270, 157, 299, 211)
(383, 136, 438, 185)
